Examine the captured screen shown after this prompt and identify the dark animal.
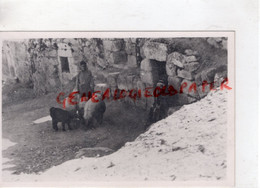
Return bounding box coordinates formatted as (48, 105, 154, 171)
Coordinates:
(50, 107, 74, 131)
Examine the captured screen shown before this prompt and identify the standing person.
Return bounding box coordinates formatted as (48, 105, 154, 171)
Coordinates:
(76, 61, 94, 96)
(75, 61, 94, 117)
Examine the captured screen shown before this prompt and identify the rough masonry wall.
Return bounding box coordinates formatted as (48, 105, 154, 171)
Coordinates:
(2, 37, 228, 110)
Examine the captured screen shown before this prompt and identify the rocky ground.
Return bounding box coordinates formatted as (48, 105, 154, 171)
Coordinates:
(2, 88, 228, 183)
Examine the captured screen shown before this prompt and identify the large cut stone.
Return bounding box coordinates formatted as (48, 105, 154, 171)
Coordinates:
(167, 52, 185, 68)
(184, 49, 198, 56)
(103, 39, 124, 52)
(183, 62, 200, 73)
(127, 55, 137, 67)
(184, 55, 197, 63)
(125, 41, 136, 55)
(177, 69, 194, 80)
(142, 42, 167, 61)
(109, 51, 127, 64)
(166, 63, 177, 76)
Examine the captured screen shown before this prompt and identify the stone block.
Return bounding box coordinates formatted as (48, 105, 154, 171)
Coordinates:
(168, 76, 183, 91)
(201, 68, 217, 83)
(103, 39, 124, 52)
(177, 69, 194, 80)
(184, 55, 197, 63)
(126, 75, 135, 90)
(184, 49, 198, 56)
(109, 51, 128, 64)
(125, 42, 136, 55)
(127, 55, 137, 67)
(180, 79, 193, 94)
(117, 74, 128, 90)
(195, 73, 202, 86)
(48, 50, 58, 57)
(183, 62, 200, 73)
(142, 42, 167, 61)
(167, 52, 185, 68)
(214, 71, 227, 87)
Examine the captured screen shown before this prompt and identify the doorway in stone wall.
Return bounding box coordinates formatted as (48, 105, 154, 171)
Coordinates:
(59, 56, 70, 73)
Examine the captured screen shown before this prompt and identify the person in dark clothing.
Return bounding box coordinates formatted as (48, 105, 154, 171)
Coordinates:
(76, 61, 94, 96)
(145, 80, 169, 130)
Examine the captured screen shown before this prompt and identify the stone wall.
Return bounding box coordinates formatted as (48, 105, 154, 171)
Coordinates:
(2, 37, 228, 110)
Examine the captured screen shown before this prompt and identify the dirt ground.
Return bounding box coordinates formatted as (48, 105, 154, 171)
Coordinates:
(2, 85, 148, 175)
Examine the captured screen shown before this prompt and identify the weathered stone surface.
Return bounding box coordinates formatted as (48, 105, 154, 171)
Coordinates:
(167, 52, 185, 68)
(97, 57, 108, 69)
(214, 71, 227, 87)
(184, 49, 198, 56)
(168, 76, 183, 90)
(125, 42, 136, 55)
(140, 71, 159, 86)
(107, 75, 117, 87)
(47, 50, 58, 57)
(117, 74, 128, 90)
(142, 42, 167, 61)
(201, 68, 217, 83)
(127, 55, 137, 67)
(184, 55, 197, 63)
(166, 63, 177, 76)
(180, 79, 194, 94)
(222, 39, 227, 50)
(109, 51, 127, 64)
(32, 71, 47, 95)
(195, 73, 202, 86)
(177, 69, 194, 80)
(126, 75, 135, 90)
(207, 38, 225, 49)
(183, 62, 200, 73)
(103, 39, 124, 52)
(140, 58, 158, 72)
(180, 79, 200, 99)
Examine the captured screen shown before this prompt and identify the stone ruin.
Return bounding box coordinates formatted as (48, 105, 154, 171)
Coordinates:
(2, 37, 228, 111)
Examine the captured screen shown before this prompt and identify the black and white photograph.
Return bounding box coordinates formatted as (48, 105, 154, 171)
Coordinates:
(1, 32, 235, 186)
